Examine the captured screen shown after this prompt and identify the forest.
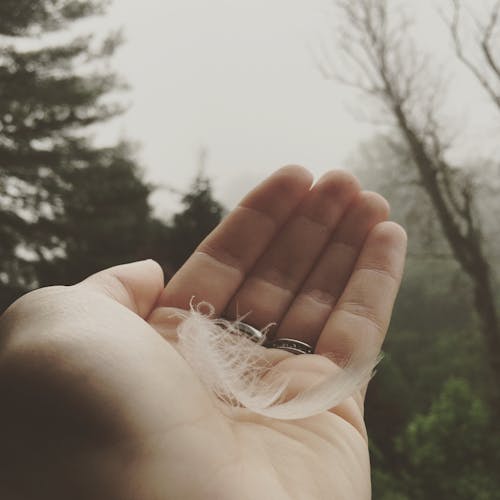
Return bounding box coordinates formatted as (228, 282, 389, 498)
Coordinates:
(1, 1, 499, 498)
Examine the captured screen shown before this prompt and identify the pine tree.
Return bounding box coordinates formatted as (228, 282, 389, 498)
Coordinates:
(34, 143, 155, 286)
(164, 172, 225, 272)
(0, 0, 158, 310)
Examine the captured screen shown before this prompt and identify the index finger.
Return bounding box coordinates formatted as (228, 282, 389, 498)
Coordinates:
(156, 166, 314, 313)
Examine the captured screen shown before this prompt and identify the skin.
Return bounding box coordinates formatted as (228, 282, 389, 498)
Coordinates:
(0, 166, 407, 500)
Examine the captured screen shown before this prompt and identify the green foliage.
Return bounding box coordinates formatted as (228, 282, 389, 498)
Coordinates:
(0, 0, 155, 312)
(366, 257, 490, 481)
(0, 0, 106, 35)
(384, 260, 488, 402)
(163, 173, 225, 271)
(371, 467, 409, 500)
(352, 133, 499, 497)
(397, 378, 500, 500)
(34, 143, 155, 286)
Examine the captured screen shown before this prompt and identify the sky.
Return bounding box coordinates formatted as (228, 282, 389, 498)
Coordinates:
(93, 0, 373, 214)
(91, 0, 498, 216)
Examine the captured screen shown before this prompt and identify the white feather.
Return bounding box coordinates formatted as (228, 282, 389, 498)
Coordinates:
(173, 302, 381, 420)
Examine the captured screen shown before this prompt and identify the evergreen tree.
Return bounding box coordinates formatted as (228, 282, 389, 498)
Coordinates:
(164, 172, 225, 272)
(0, 0, 158, 310)
(34, 143, 155, 286)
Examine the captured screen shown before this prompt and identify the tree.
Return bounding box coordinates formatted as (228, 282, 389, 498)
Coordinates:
(34, 143, 156, 286)
(397, 379, 500, 500)
(447, 0, 500, 111)
(319, 0, 500, 403)
(349, 125, 500, 500)
(0, 0, 158, 310)
(349, 136, 450, 259)
(0, 1, 107, 36)
(163, 171, 225, 272)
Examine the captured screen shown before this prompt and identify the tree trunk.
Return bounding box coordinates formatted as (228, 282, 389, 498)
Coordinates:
(392, 105, 500, 401)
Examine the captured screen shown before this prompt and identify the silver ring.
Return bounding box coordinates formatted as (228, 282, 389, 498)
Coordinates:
(266, 338, 314, 355)
(233, 321, 267, 345)
(232, 322, 313, 355)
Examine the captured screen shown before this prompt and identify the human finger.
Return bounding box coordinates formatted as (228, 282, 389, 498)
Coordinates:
(224, 171, 361, 329)
(274, 192, 389, 346)
(315, 222, 407, 370)
(80, 259, 165, 319)
(156, 166, 313, 314)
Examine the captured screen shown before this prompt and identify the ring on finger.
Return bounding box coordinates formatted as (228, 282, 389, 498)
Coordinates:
(231, 321, 314, 355)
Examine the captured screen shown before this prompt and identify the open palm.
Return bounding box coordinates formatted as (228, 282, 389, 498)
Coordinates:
(0, 166, 406, 500)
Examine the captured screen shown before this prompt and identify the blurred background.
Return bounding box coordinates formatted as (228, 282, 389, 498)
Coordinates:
(1, 0, 499, 498)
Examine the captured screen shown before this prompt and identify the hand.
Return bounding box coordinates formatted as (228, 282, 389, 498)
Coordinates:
(0, 166, 406, 500)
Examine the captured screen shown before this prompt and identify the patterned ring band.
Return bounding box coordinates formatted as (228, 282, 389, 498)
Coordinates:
(265, 338, 314, 355)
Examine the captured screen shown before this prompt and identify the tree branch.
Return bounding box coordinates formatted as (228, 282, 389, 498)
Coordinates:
(448, 0, 500, 109)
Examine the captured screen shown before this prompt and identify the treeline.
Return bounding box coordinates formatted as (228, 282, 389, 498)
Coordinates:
(319, 1, 500, 497)
(0, 0, 223, 312)
(354, 139, 500, 499)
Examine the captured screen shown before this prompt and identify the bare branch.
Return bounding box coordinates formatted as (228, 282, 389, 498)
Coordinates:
(325, 0, 500, 389)
(447, 0, 500, 109)
(481, 0, 500, 79)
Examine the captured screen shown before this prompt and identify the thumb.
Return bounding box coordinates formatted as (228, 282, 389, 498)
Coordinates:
(80, 260, 165, 319)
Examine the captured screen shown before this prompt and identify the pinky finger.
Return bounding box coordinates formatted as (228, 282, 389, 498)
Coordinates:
(315, 221, 407, 396)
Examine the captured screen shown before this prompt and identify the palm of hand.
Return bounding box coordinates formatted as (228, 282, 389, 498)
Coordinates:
(1, 167, 406, 500)
(145, 310, 371, 500)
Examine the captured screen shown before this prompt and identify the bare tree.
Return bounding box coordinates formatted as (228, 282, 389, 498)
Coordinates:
(320, 0, 500, 402)
(446, 0, 500, 110)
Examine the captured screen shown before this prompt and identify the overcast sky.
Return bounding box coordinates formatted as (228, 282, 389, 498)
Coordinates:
(103, 0, 361, 214)
(94, 0, 498, 216)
